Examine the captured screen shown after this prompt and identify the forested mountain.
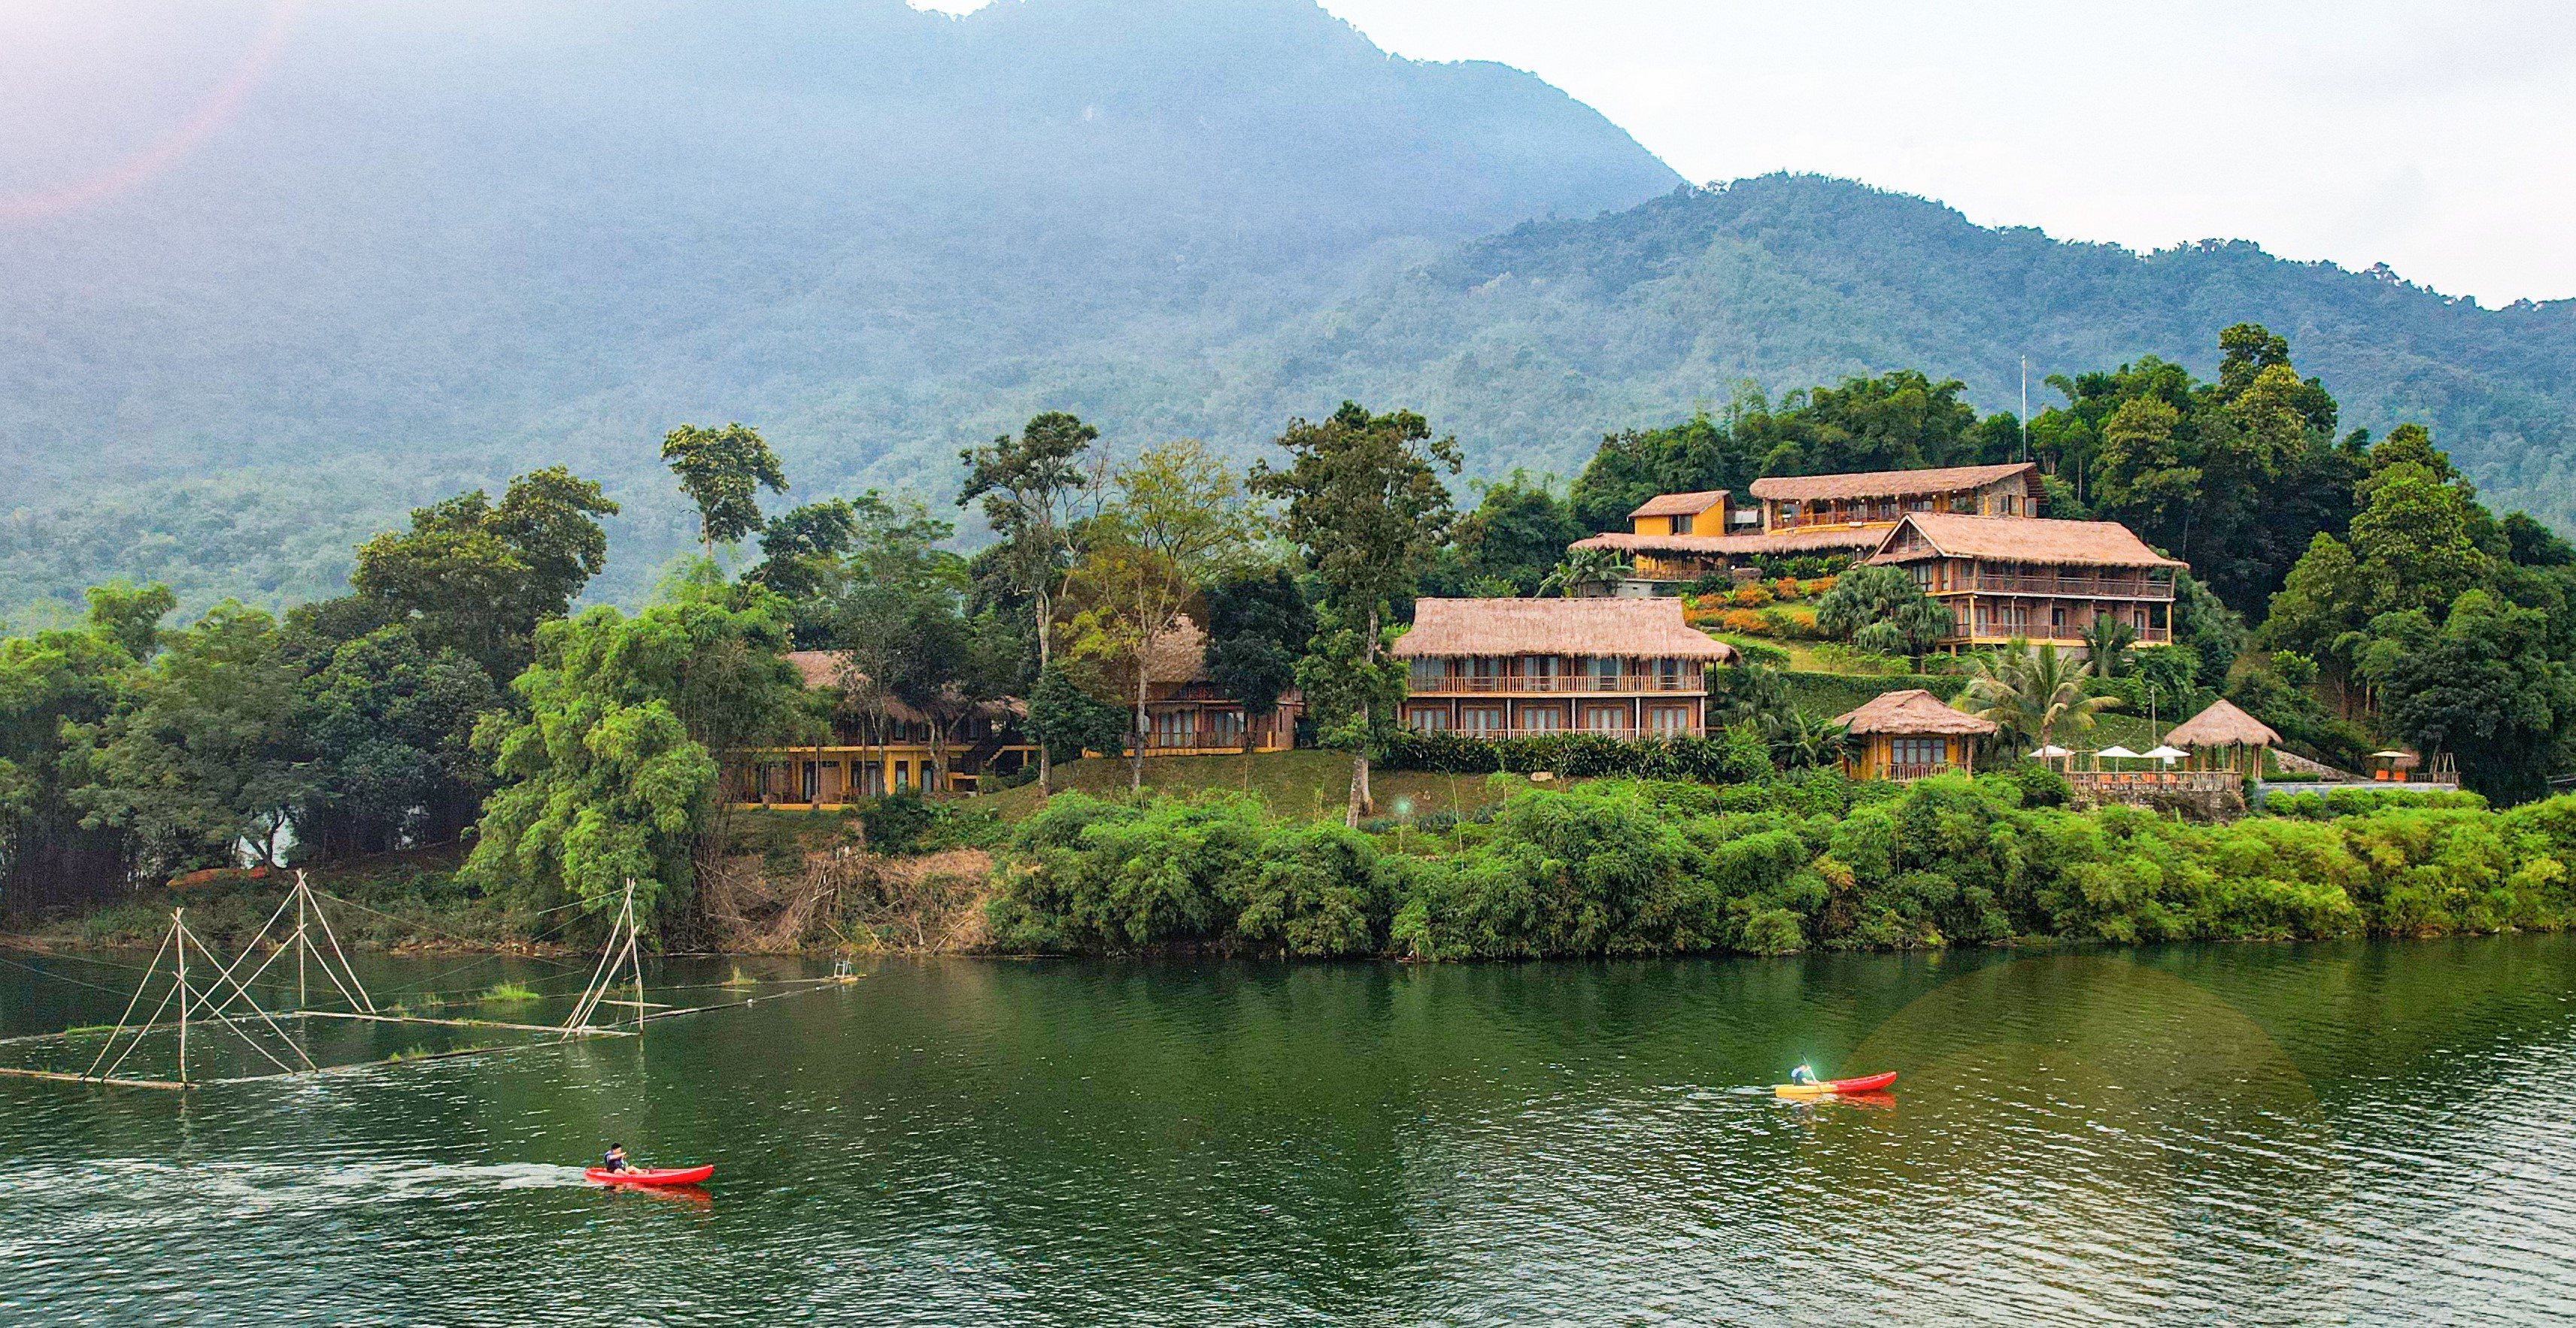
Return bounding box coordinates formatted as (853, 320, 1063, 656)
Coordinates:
(5, 1, 2573, 623)
(0, 0, 1676, 619)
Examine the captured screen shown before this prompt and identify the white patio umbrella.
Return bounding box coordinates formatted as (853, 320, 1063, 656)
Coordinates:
(2028, 744, 2073, 760)
(2095, 744, 2144, 760)
(2142, 744, 2188, 764)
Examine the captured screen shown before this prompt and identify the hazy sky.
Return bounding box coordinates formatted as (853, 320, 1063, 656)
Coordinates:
(922, 0, 2576, 305)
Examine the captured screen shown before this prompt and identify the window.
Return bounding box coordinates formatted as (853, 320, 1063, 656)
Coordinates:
(1526, 656, 1561, 687)
(1583, 706, 1625, 733)
(1585, 656, 1622, 690)
(1672, 513, 1693, 535)
(1470, 656, 1501, 688)
(1891, 738, 1949, 769)
(1409, 707, 1452, 732)
(1519, 705, 1563, 732)
(1410, 659, 1447, 692)
(1649, 705, 1692, 736)
(802, 762, 820, 802)
(1462, 706, 1505, 735)
(894, 762, 911, 790)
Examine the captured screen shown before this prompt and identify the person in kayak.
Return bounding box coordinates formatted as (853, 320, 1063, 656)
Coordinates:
(601, 1143, 633, 1174)
(1789, 1064, 1819, 1086)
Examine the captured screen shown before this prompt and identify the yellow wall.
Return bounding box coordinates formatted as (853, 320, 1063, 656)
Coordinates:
(1632, 514, 1673, 535)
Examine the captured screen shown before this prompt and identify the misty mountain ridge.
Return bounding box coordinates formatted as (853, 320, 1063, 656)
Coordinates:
(2, 0, 2568, 620)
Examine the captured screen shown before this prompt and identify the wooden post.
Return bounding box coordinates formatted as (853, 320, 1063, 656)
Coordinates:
(174, 907, 188, 1084)
(295, 878, 308, 1011)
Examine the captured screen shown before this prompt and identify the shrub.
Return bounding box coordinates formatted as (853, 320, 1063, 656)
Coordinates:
(1379, 727, 1773, 782)
(985, 782, 2576, 960)
(1717, 637, 1791, 669)
(860, 794, 936, 854)
(1719, 608, 1771, 635)
(1732, 582, 1775, 608)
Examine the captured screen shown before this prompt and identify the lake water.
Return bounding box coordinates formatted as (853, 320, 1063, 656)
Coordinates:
(2, 938, 2574, 1325)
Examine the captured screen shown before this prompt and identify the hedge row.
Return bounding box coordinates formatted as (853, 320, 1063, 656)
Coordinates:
(984, 778, 2576, 960)
(1378, 727, 1772, 781)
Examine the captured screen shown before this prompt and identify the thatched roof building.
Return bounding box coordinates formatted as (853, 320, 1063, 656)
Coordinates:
(1864, 512, 2184, 569)
(2163, 699, 2281, 749)
(1831, 689, 1998, 736)
(1391, 598, 1738, 661)
(1628, 490, 1729, 520)
(1750, 462, 2041, 505)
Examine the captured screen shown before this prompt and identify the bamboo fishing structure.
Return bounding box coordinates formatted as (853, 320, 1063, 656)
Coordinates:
(3, 874, 854, 1092)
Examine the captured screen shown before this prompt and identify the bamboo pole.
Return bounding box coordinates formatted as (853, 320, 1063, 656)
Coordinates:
(180, 923, 315, 1072)
(174, 908, 188, 1084)
(0, 1066, 190, 1091)
(84, 920, 174, 1079)
(304, 878, 377, 1014)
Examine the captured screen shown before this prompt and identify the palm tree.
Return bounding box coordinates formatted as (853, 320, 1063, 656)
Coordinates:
(2078, 614, 2138, 678)
(1537, 547, 1634, 599)
(1957, 638, 2121, 755)
(1764, 708, 1852, 771)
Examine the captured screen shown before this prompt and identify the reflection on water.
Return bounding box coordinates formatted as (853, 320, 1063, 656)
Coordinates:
(0, 940, 2573, 1324)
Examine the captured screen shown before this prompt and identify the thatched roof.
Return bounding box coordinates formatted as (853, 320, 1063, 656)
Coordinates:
(1391, 598, 1738, 661)
(1865, 512, 2184, 569)
(1628, 490, 1729, 519)
(1571, 526, 1885, 556)
(784, 650, 1027, 725)
(1750, 462, 2041, 504)
(1831, 689, 1999, 736)
(2163, 699, 2280, 749)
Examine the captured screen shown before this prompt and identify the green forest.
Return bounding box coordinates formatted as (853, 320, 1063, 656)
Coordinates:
(8, 0, 2573, 629)
(5, 323, 2573, 960)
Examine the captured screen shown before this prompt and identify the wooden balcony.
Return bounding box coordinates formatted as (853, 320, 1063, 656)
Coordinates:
(1428, 726, 1698, 741)
(1952, 573, 2175, 600)
(1886, 762, 1961, 781)
(1944, 626, 2171, 645)
(1412, 673, 1704, 696)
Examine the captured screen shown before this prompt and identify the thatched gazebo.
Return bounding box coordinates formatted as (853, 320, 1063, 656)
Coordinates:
(2162, 699, 2281, 778)
(1831, 689, 1998, 781)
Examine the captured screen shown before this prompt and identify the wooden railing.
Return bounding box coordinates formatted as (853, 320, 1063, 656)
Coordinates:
(1426, 726, 1698, 741)
(2068, 770, 2239, 792)
(1414, 674, 1703, 695)
(1956, 573, 2176, 600)
(1886, 762, 1959, 781)
(1951, 625, 2171, 644)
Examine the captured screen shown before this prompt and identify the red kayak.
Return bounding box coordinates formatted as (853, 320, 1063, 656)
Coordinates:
(584, 1164, 714, 1187)
(1774, 1070, 1897, 1098)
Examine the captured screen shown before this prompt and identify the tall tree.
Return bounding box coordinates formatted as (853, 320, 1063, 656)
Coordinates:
(1252, 402, 1461, 825)
(347, 467, 618, 683)
(957, 411, 1103, 793)
(1957, 641, 2119, 754)
(662, 422, 788, 553)
(77, 604, 314, 876)
(1203, 568, 1314, 753)
(292, 626, 502, 859)
(0, 586, 169, 907)
(2378, 590, 2576, 802)
(1069, 440, 1256, 791)
(467, 574, 806, 923)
